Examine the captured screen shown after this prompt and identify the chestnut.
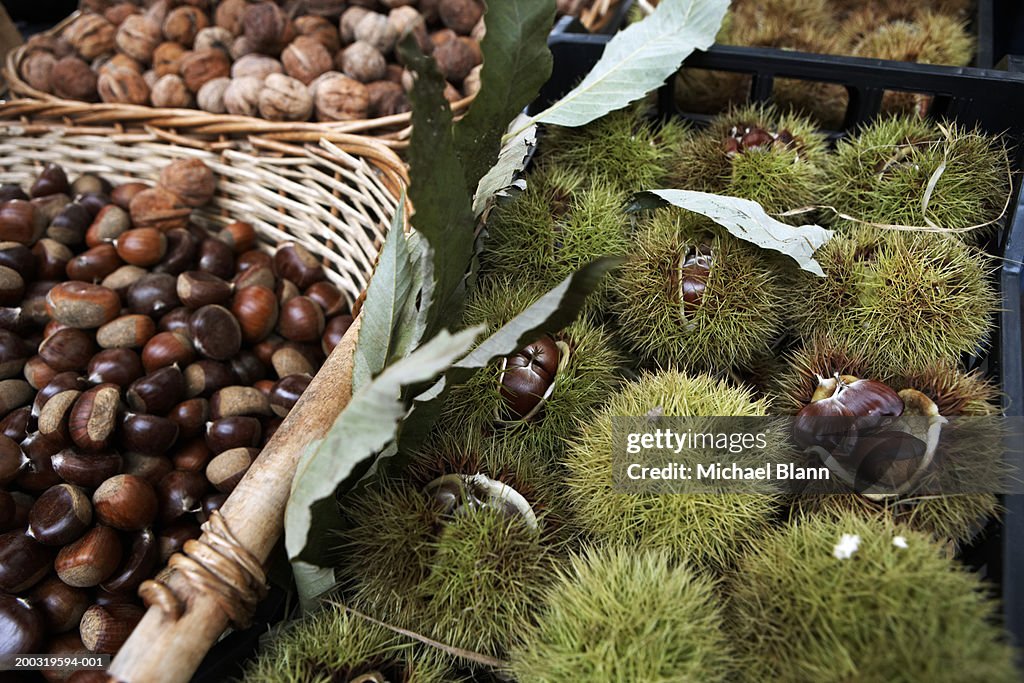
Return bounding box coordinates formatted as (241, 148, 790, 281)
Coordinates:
(79, 602, 143, 654)
(18, 431, 65, 491)
(120, 412, 179, 455)
(0, 490, 13, 531)
(1, 378, 36, 418)
(0, 199, 44, 245)
(322, 313, 354, 355)
(100, 528, 157, 594)
(189, 304, 242, 361)
(93, 474, 157, 531)
(0, 592, 46, 655)
(32, 194, 72, 226)
(52, 449, 122, 489)
(0, 306, 32, 336)
(126, 365, 185, 415)
(45, 281, 121, 329)
(230, 350, 268, 385)
(0, 529, 55, 592)
(85, 204, 131, 247)
(77, 191, 112, 218)
(206, 446, 256, 493)
(55, 525, 122, 587)
(155, 470, 207, 524)
(72, 174, 112, 197)
(500, 336, 559, 420)
(10, 492, 32, 529)
(121, 453, 172, 487)
(177, 271, 232, 309)
(232, 263, 276, 291)
(0, 407, 30, 445)
(0, 265, 24, 306)
(172, 435, 211, 472)
(24, 355, 58, 390)
(197, 237, 235, 280)
(31, 163, 70, 198)
(33, 371, 88, 418)
(305, 281, 347, 317)
(273, 242, 325, 289)
(0, 184, 27, 202)
(44, 319, 71, 339)
(0, 433, 24, 486)
(168, 397, 209, 439)
(271, 345, 315, 378)
(210, 385, 271, 419)
(101, 264, 147, 298)
(277, 295, 324, 343)
(34, 240, 74, 281)
(0, 328, 31, 380)
(252, 335, 284, 368)
(69, 383, 122, 452)
(29, 576, 90, 633)
(45, 632, 91, 682)
(28, 483, 93, 546)
(110, 182, 148, 211)
(38, 327, 96, 372)
(269, 374, 311, 417)
(217, 221, 256, 253)
(65, 243, 124, 282)
(158, 518, 201, 562)
(183, 360, 235, 398)
(198, 492, 228, 523)
(153, 228, 199, 276)
(276, 278, 300, 306)
(232, 285, 278, 344)
(205, 415, 261, 454)
(236, 249, 272, 272)
(96, 314, 156, 350)
(87, 348, 144, 387)
(141, 330, 196, 372)
(46, 202, 91, 247)
(115, 227, 167, 267)
(254, 378, 275, 397)
(0, 242, 35, 278)
(126, 272, 179, 318)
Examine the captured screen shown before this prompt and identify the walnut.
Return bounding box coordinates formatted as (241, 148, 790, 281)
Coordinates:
(116, 14, 163, 63)
(24, 34, 74, 58)
(197, 77, 230, 113)
(294, 16, 341, 54)
(230, 36, 257, 60)
(21, 52, 56, 93)
(470, 17, 486, 42)
(152, 42, 188, 76)
(312, 73, 368, 121)
(223, 76, 263, 116)
(340, 41, 386, 83)
(104, 2, 140, 26)
(150, 73, 194, 107)
(387, 7, 429, 52)
(433, 36, 480, 83)
(385, 63, 404, 83)
(64, 13, 117, 60)
(97, 68, 151, 104)
(366, 80, 408, 117)
(353, 12, 397, 54)
(259, 73, 314, 121)
(159, 158, 216, 207)
(143, 69, 158, 88)
(282, 35, 332, 85)
(180, 48, 230, 92)
(193, 26, 233, 54)
(430, 28, 457, 50)
(145, 0, 173, 27)
(231, 54, 284, 80)
(439, 0, 483, 35)
(52, 56, 99, 101)
(97, 53, 144, 76)
(162, 5, 209, 47)
(214, 0, 247, 35)
(463, 63, 482, 96)
(243, 2, 293, 55)
(339, 7, 371, 44)
(129, 187, 191, 231)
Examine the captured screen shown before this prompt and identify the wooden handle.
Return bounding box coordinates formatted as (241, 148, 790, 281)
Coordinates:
(108, 316, 363, 683)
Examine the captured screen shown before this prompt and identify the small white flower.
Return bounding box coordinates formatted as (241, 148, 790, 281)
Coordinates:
(893, 536, 908, 549)
(833, 533, 861, 560)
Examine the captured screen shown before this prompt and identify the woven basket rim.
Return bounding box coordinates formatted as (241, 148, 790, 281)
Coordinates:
(3, 9, 476, 148)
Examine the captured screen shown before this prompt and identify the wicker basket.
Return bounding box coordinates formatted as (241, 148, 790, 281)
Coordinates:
(1, 10, 475, 148)
(0, 119, 407, 681)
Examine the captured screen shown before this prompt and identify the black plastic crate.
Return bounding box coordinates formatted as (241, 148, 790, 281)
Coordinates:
(539, 18, 1024, 646)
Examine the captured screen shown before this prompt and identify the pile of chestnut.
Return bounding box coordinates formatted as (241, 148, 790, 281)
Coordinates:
(0, 159, 353, 673)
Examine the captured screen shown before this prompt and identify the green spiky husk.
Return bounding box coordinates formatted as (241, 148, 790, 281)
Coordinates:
(789, 229, 995, 376)
(441, 276, 623, 460)
(563, 370, 785, 572)
(510, 545, 734, 683)
(240, 604, 456, 683)
(614, 209, 787, 373)
(823, 117, 1010, 240)
(662, 104, 829, 215)
(848, 11, 974, 67)
(729, 512, 1019, 683)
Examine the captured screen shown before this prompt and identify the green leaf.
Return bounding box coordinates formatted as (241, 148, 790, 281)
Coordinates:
(633, 189, 835, 276)
(291, 560, 336, 610)
(352, 197, 413, 390)
(284, 326, 483, 566)
(473, 114, 537, 219)
(453, 0, 555, 194)
(399, 36, 476, 336)
(522, 0, 728, 130)
(394, 257, 622, 457)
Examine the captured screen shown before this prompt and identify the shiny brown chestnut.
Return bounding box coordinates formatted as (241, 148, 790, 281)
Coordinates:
(76, 191, 111, 218)
(198, 492, 228, 523)
(271, 345, 315, 378)
(189, 304, 242, 361)
(168, 397, 209, 439)
(0, 199, 43, 244)
(157, 518, 201, 562)
(0, 378, 34, 420)
(0, 593, 45, 655)
(110, 182, 148, 211)
(157, 306, 193, 334)
(46, 202, 91, 247)
(96, 314, 156, 350)
(101, 264, 146, 299)
(126, 272, 179, 318)
(0, 265, 24, 306)
(153, 228, 199, 276)
(273, 242, 325, 289)
(29, 576, 90, 633)
(156, 470, 207, 524)
(33, 371, 88, 418)
(85, 204, 131, 247)
(252, 335, 284, 368)
(230, 350, 268, 385)
(115, 227, 167, 267)
(23, 356, 56, 390)
(121, 453, 172, 487)
(69, 383, 122, 452)
(236, 249, 272, 272)
(207, 446, 257, 493)
(277, 295, 324, 343)
(210, 385, 272, 419)
(31, 163, 70, 198)
(197, 237, 235, 280)
(65, 243, 123, 282)
(183, 360, 235, 398)
(80, 602, 143, 654)
(305, 281, 347, 317)
(126, 365, 185, 415)
(0, 434, 23, 486)
(500, 336, 559, 420)
(322, 313, 354, 355)
(100, 528, 158, 594)
(206, 415, 261, 454)
(55, 525, 122, 588)
(0, 529, 55, 592)
(93, 474, 158, 531)
(87, 348, 144, 388)
(232, 263, 276, 291)
(0, 490, 12, 531)
(51, 449, 122, 489)
(276, 278, 300, 306)
(33, 239, 74, 280)
(217, 221, 256, 253)
(172, 435, 211, 472)
(0, 407, 29, 446)
(269, 374, 311, 417)
(0, 329, 31, 380)
(28, 483, 93, 546)
(120, 411, 180, 455)
(45, 632, 91, 682)
(71, 174, 112, 197)
(45, 281, 121, 329)
(232, 285, 278, 344)
(680, 245, 712, 315)
(141, 330, 196, 373)
(177, 271, 232, 309)
(38, 327, 96, 372)
(10, 492, 32, 529)
(0, 242, 35, 277)
(0, 184, 27, 202)
(18, 431, 65, 491)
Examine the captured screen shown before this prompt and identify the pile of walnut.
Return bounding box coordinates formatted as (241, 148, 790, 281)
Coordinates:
(0, 159, 354, 663)
(20, 0, 484, 122)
